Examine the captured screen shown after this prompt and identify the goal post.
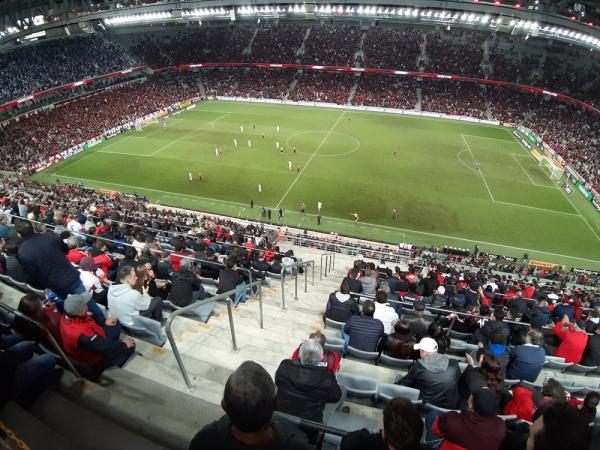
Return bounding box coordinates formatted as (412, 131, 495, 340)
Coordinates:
(539, 156, 565, 181)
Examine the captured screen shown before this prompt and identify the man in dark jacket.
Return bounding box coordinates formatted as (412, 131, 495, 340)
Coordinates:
(396, 337, 461, 409)
(217, 257, 247, 304)
(525, 300, 551, 328)
(168, 259, 205, 307)
(201, 248, 223, 280)
(190, 361, 312, 450)
(582, 324, 600, 367)
(15, 219, 82, 298)
(325, 281, 358, 323)
(507, 329, 546, 382)
(275, 339, 342, 427)
(471, 308, 510, 345)
(343, 300, 384, 352)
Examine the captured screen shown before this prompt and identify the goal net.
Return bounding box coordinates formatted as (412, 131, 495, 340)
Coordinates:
(539, 156, 564, 181)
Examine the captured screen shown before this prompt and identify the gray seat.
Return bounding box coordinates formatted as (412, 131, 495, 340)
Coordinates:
(325, 318, 345, 330)
(346, 346, 379, 364)
(498, 415, 518, 421)
(336, 373, 378, 399)
(124, 315, 166, 347)
(520, 380, 542, 390)
(504, 379, 521, 387)
(376, 383, 421, 403)
(378, 354, 414, 369)
(543, 361, 573, 372)
(565, 364, 598, 376)
(449, 330, 472, 341)
(425, 403, 459, 414)
(324, 411, 378, 447)
(324, 336, 345, 357)
(163, 300, 214, 323)
(544, 356, 566, 364)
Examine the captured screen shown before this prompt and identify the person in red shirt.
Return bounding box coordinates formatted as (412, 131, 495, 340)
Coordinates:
(66, 236, 88, 265)
(59, 293, 135, 375)
(553, 315, 588, 364)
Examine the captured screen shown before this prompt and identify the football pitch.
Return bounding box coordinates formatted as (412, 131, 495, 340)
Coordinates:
(34, 100, 600, 270)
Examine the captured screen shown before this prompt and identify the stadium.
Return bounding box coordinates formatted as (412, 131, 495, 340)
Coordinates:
(0, 0, 599, 448)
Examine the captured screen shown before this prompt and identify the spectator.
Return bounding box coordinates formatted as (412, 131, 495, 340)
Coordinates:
(407, 302, 429, 340)
(396, 337, 461, 409)
(581, 324, 600, 367)
(553, 315, 588, 364)
(525, 401, 590, 450)
(383, 319, 416, 359)
(341, 398, 430, 450)
(343, 300, 385, 352)
(275, 339, 342, 437)
(459, 354, 507, 411)
(426, 322, 450, 355)
(217, 257, 247, 304)
(373, 289, 399, 334)
(15, 293, 61, 345)
(78, 256, 107, 306)
(578, 391, 600, 425)
(107, 265, 164, 326)
(59, 293, 135, 374)
(168, 258, 213, 322)
(551, 298, 574, 322)
(507, 329, 546, 382)
(525, 300, 551, 328)
(473, 308, 510, 346)
(290, 331, 340, 373)
(324, 281, 359, 323)
(360, 267, 379, 296)
(431, 388, 506, 450)
(189, 361, 312, 450)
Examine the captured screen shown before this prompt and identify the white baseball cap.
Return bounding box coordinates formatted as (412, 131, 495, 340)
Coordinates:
(414, 337, 438, 353)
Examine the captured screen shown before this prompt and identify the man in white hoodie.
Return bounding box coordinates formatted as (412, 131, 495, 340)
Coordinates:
(108, 266, 164, 327)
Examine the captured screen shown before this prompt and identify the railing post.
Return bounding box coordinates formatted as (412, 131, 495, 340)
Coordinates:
(311, 261, 315, 286)
(332, 253, 336, 270)
(304, 263, 308, 293)
(280, 272, 287, 311)
(226, 299, 238, 351)
(324, 255, 329, 277)
(165, 319, 194, 389)
(258, 284, 264, 329)
(294, 269, 299, 301)
(320, 254, 324, 280)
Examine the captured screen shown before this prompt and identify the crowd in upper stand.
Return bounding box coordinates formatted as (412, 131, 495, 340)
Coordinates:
(0, 24, 598, 191)
(0, 34, 137, 105)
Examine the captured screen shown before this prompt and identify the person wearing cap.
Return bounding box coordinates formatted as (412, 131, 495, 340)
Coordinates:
(59, 293, 135, 373)
(431, 388, 506, 450)
(396, 337, 461, 410)
(553, 314, 588, 364)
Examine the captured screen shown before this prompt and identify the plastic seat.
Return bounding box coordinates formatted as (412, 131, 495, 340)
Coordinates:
(324, 411, 378, 447)
(325, 317, 345, 330)
(425, 403, 459, 414)
(378, 354, 414, 369)
(498, 415, 518, 421)
(324, 336, 345, 357)
(336, 373, 378, 399)
(520, 380, 543, 390)
(544, 356, 566, 364)
(25, 284, 46, 296)
(543, 361, 573, 372)
(504, 379, 521, 387)
(124, 315, 166, 347)
(449, 330, 472, 341)
(565, 364, 598, 376)
(346, 346, 379, 363)
(376, 383, 421, 403)
(163, 300, 214, 323)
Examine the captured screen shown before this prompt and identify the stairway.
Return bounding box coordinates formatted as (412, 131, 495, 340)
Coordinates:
(347, 80, 359, 105)
(416, 87, 423, 112)
(243, 26, 260, 56)
(284, 73, 299, 100)
(296, 26, 312, 61)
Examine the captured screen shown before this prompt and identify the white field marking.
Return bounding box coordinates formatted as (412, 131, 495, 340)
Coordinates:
(275, 111, 346, 209)
(96, 150, 156, 157)
(510, 153, 559, 189)
(493, 200, 579, 217)
(462, 134, 514, 143)
(284, 130, 361, 157)
(457, 150, 477, 173)
(510, 134, 600, 243)
(148, 112, 231, 157)
(54, 151, 98, 173)
(462, 134, 496, 202)
(48, 173, 600, 264)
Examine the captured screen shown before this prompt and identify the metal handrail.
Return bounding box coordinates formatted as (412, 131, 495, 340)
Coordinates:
(272, 411, 347, 437)
(348, 291, 530, 327)
(320, 252, 336, 280)
(165, 280, 263, 389)
(280, 260, 315, 306)
(0, 300, 82, 377)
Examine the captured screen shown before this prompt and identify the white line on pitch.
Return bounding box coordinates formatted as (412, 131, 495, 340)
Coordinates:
(493, 200, 579, 216)
(148, 112, 230, 157)
(462, 134, 496, 202)
(275, 111, 346, 209)
(510, 153, 558, 189)
(48, 173, 600, 264)
(53, 151, 97, 174)
(462, 134, 514, 143)
(510, 134, 600, 242)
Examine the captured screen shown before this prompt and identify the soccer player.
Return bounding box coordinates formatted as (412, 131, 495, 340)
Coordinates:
(317, 201, 322, 213)
(258, 184, 262, 193)
(276, 142, 280, 150)
(296, 164, 301, 173)
(352, 212, 359, 223)
(234, 139, 238, 147)
(163, 122, 167, 129)
(240, 125, 244, 133)
(475, 162, 481, 171)
(253, 123, 256, 129)
(198, 172, 203, 181)
(300, 202, 305, 214)
(262, 133, 265, 139)
(293, 146, 297, 154)
(317, 214, 321, 225)
(215, 148, 219, 157)
(276, 125, 280, 133)
(392, 208, 397, 220)
(278, 208, 283, 219)
(288, 161, 292, 171)
(219, 148, 223, 157)
(188, 172, 193, 182)
(248, 140, 252, 148)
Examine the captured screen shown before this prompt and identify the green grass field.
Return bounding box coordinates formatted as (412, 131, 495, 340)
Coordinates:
(33, 100, 600, 270)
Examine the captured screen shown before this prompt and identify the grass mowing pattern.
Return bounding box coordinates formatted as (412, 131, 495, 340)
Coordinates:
(33, 100, 600, 269)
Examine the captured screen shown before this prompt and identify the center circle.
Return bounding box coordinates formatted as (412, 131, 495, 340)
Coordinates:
(285, 131, 361, 157)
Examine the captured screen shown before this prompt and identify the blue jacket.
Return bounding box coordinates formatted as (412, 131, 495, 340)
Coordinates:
(17, 231, 80, 297)
(552, 304, 574, 322)
(343, 315, 384, 352)
(507, 344, 546, 382)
